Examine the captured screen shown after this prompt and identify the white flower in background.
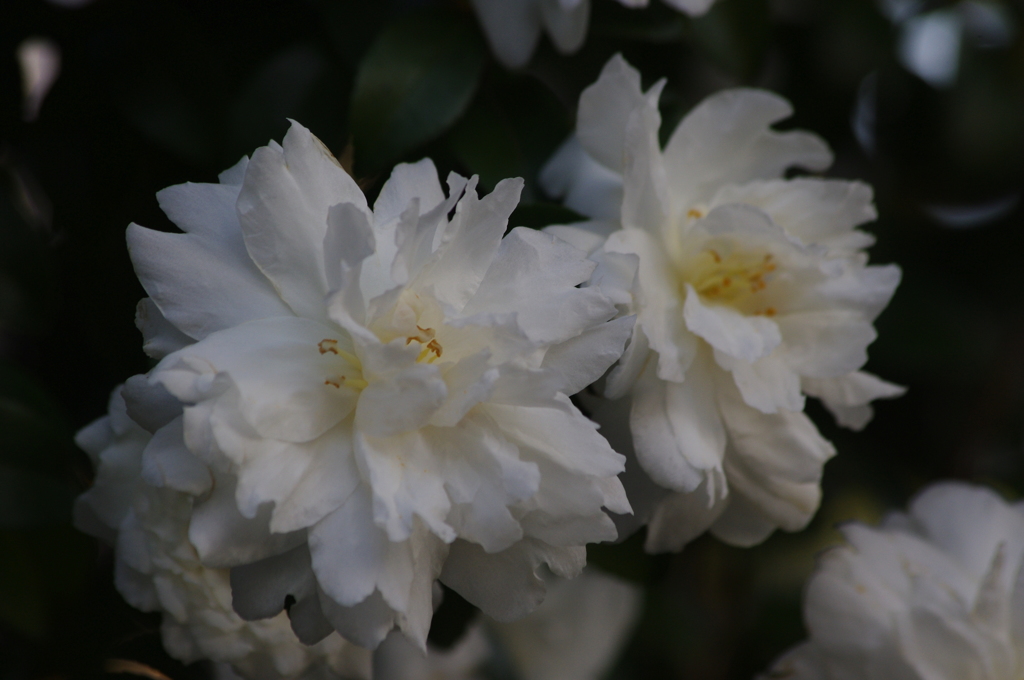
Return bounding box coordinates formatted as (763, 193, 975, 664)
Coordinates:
(541, 55, 903, 552)
(764, 481, 1024, 680)
(74, 388, 372, 680)
(470, 0, 720, 69)
(374, 568, 642, 680)
(125, 121, 632, 650)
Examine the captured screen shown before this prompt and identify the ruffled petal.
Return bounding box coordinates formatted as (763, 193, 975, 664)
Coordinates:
(413, 178, 522, 311)
(629, 356, 725, 493)
(662, 88, 833, 208)
(802, 371, 905, 431)
(539, 137, 624, 221)
(465, 227, 617, 344)
(439, 538, 585, 621)
(575, 54, 648, 173)
(237, 121, 369, 320)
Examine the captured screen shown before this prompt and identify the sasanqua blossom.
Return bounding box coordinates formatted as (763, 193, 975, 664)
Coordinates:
(764, 481, 1024, 680)
(123, 121, 632, 650)
(74, 388, 372, 680)
(470, 0, 720, 69)
(541, 55, 903, 552)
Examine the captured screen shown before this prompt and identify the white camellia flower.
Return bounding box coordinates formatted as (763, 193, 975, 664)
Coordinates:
(74, 388, 372, 680)
(470, 0, 720, 69)
(374, 567, 642, 680)
(541, 55, 903, 552)
(764, 481, 1024, 680)
(123, 121, 633, 651)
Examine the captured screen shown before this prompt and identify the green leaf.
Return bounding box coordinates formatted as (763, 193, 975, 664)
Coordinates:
(350, 10, 486, 173)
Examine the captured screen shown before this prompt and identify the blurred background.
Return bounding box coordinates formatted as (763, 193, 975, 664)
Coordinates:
(1, 0, 1023, 678)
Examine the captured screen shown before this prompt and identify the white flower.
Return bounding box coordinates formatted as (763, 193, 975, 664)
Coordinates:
(74, 388, 371, 680)
(470, 0, 720, 69)
(125, 121, 632, 650)
(764, 481, 1024, 680)
(374, 567, 642, 680)
(541, 55, 903, 552)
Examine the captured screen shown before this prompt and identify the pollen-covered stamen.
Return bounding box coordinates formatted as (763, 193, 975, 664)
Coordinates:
(406, 325, 443, 363)
(324, 375, 368, 390)
(686, 249, 779, 307)
(318, 338, 366, 391)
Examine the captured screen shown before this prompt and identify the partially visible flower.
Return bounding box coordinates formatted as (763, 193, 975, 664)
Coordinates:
(542, 55, 903, 552)
(763, 481, 1024, 680)
(74, 387, 372, 680)
(374, 568, 642, 680)
(125, 121, 632, 650)
(470, 0, 720, 69)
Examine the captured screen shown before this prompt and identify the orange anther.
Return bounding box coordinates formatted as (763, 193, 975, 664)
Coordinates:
(319, 339, 339, 355)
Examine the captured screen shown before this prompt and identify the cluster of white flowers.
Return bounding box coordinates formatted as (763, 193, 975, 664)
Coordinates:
(71, 41, 963, 680)
(764, 481, 1024, 680)
(542, 55, 903, 552)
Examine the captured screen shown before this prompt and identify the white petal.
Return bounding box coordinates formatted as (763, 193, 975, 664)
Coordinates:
(662, 88, 833, 208)
(127, 219, 293, 342)
(140, 416, 212, 495)
(429, 352, 499, 428)
(605, 323, 651, 399)
(708, 492, 783, 547)
(485, 396, 625, 478)
(135, 297, 195, 359)
(415, 178, 523, 311)
(540, 0, 589, 55)
(489, 568, 642, 680)
(187, 472, 306, 568)
(354, 430, 455, 543)
(308, 484, 393, 607)
(432, 413, 537, 552)
(270, 419, 361, 533)
(540, 315, 634, 396)
(776, 310, 876, 378)
(356, 363, 447, 438)
(237, 121, 369, 320)
(661, 0, 718, 15)
(629, 357, 725, 493)
(909, 482, 1024, 585)
(576, 54, 647, 173)
(318, 586, 396, 650)
(439, 538, 585, 621)
(606, 228, 696, 382)
(229, 543, 316, 621)
(122, 374, 183, 434)
(620, 79, 671, 236)
(645, 475, 729, 553)
(539, 137, 624, 221)
(470, 0, 543, 69)
(361, 158, 448, 301)
(324, 202, 375, 292)
(803, 371, 905, 431)
(715, 350, 804, 414)
(685, 284, 781, 363)
(465, 227, 617, 344)
(543, 221, 618, 255)
(710, 178, 877, 253)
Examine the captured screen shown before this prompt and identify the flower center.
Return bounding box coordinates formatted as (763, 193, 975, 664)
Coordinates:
(318, 338, 368, 391)
(682, 247, 778, 316)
